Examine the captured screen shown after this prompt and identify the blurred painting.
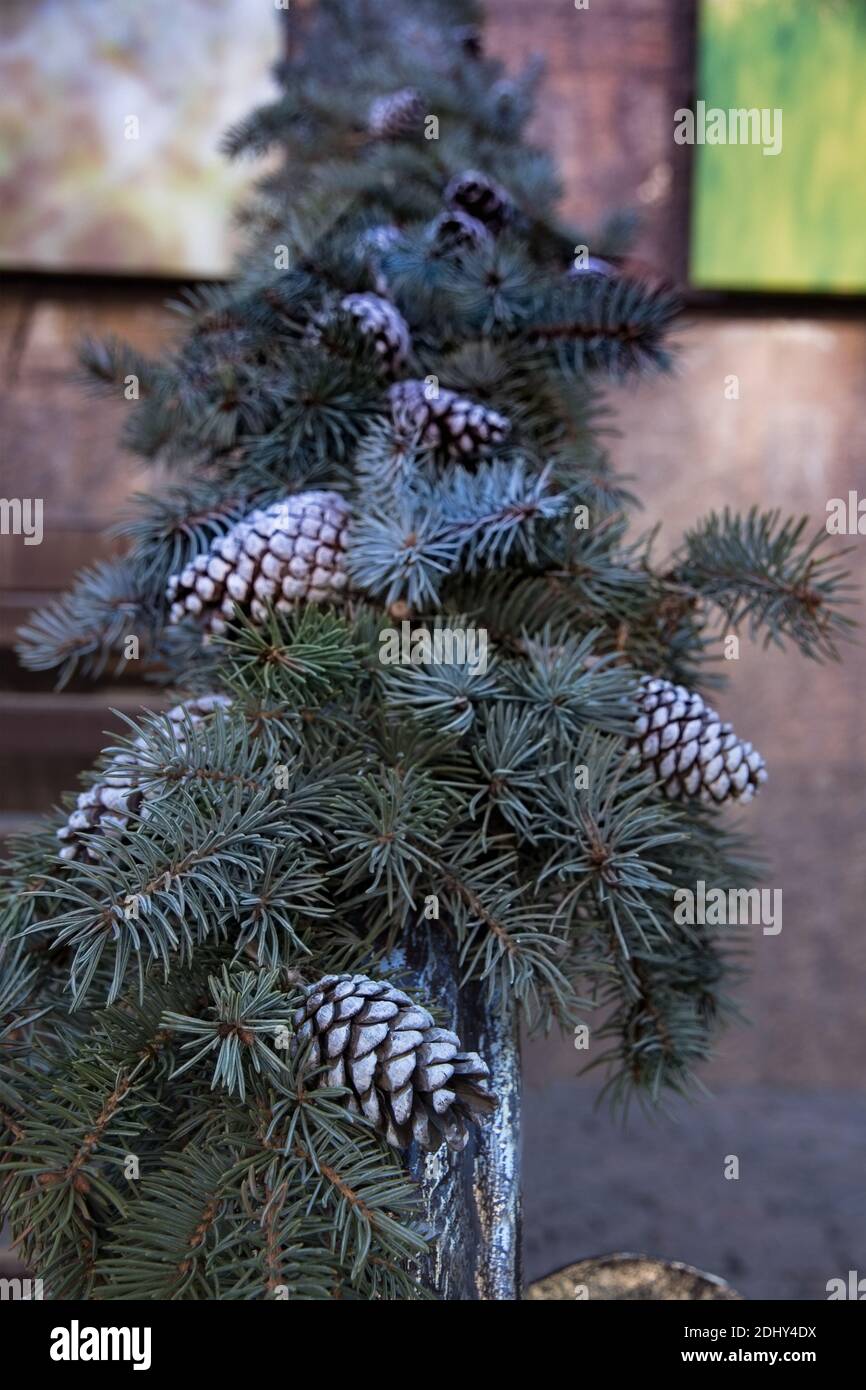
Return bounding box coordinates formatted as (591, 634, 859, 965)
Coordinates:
(0, 0, 280, 277)
(689, 0, 866, 294)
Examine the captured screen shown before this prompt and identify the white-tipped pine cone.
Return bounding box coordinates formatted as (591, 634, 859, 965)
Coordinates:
(633, 677, 767, 804)
(444, 169, 513, 234)
(340, 293, 411, 371)
(388, 379, 511, 459)
(453, 23, 482, 57)
(395, 19, 482, 66)
(356, 224, 401, 258)
(428, 208, 493, 256)
(355, 224, 401, 294)
(293, 973, 496, 1153)
(166, 491, 351, 635)
(367, 87, 424, 138)
(56, 694, 231, 862)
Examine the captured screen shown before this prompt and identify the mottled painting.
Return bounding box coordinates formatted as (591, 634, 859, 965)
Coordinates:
(0, 0, 280, 276)
(690, 0, 866, 294)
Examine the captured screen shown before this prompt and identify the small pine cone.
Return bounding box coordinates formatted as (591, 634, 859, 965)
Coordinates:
(388, 379, 511, 459)
(453, 24, 483, 58)
(633, 677, 767, 804)
(356, 224, 401, 258)
(394, 20, 482, 68)
(367, 87, 424, 139)
(356, 224, 401, 294)
(56, 694, 230, 862)
(166, 491, 351, 635)
(292, 973, 496, 1152)
(56, 780, 146, 864)
(340, 292, 411, 371)
(428, 208, 493, 256)
(444, 169, 513, 234)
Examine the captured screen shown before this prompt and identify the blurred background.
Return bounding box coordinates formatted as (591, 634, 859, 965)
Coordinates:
(1, 0, 864, 1299)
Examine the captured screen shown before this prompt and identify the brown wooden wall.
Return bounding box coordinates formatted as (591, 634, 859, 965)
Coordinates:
(1, 0, 864, 1086)
(0, 283, 174, 830)
(488, 0, 696, 276)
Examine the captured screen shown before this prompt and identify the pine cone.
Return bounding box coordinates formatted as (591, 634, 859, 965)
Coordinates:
(395, 20, 482, 67)
(388, 379, 511, 459)
(633, 677, 767, 804)
(428, 208, 493, 256)
(453, 24, 483, 58)
(356, 224, 401, 294)
(356, 224, 401, 258)
(444, 169, 513, 234)
(367, 87, 424, 139)
(166, 491, 351, 635)
(57, 694, 230, 862)
(292, 973, 496, 1152)
(340, 293, 411, 371)
(57, 780, 146, 864)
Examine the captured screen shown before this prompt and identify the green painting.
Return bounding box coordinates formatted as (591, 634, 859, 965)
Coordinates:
(689, 0, 866, 294)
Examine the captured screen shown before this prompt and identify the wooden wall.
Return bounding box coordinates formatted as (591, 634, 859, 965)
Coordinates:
(1, 0, 864, 1087)
(0, 282, 173, 831)
(488, 0, 695, 277)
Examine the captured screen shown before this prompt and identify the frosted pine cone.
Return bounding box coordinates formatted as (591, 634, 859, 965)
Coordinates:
(395, 19, 482, 65)
(633, 677, 767, 804)
(292, 973, 496, 1152)
(388, 379, 511, 459)
(356, 224, 401, 258)
(428, 208, 493, 256)
(57, 694, 230, 862)
(356, 224, 401, 294)
(340, 293, 411, 371)
(166, 491, 351, 636)
(453, 24, 482, 58)
(444, 169, 513, 234)
(367, 87, 424, 138)
(57, 780, 146, 864)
